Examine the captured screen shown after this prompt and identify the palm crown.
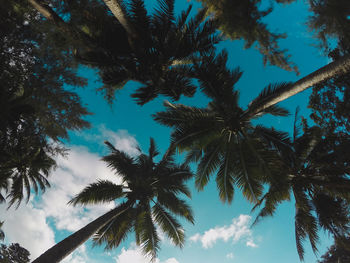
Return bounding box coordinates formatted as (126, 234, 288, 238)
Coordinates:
(253, 115, 350, 261)
(154, 50, 290, 204)
(69, 138, 194, 259)
(72, 0, 220, 105)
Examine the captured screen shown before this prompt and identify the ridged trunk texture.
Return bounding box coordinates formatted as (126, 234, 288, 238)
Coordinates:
(32, 204, 130, 263)
(250, 54, 350, 116)
(102, 0, 138, 39)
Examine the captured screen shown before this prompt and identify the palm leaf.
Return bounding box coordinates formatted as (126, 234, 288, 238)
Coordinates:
(152, 202, 184, 247)
(216, 140, 235, 203)
(137, 205, 160, 259)
(93, 205, 134, 249)
(247, 82, 291, 116)
(195, 139, 223, 190)
(68, 180, 125, 206)
(156, 191, 194, 224)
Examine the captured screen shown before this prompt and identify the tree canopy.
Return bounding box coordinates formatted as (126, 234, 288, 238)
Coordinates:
(0, 243, 30, 263)
(0, 0, 91, 207)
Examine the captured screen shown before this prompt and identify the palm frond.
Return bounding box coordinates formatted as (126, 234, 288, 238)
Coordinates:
(152, 202, 185, 247)
(156, 191, 194, 224)
(148, 138, 159, 160)
(216, 141, 235, 203)
(195, 140, 223, 190)
(254, 125, 292, 156)
(68, 180, 125, 206)
(137, 205, 160, 259)
(248, 82, 292, 116)
(93, 205, 134, 249)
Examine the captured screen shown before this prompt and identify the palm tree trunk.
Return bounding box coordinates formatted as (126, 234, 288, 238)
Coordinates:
(102, 0, 138, 39)
(27, 0, 92, 46)
(32, 203, 131, 263)
(249, 54, 350, 116)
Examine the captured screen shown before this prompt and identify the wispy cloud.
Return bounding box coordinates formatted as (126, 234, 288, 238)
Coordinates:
(189, 215, 258, 249)
(81, 125, 140, 156)
(226, 253, 234, 259)
(1, 129, 139, 261)
(115, 243, 180, 263)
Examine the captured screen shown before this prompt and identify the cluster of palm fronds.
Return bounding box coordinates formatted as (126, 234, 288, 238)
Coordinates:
(4, 0, 350, 262)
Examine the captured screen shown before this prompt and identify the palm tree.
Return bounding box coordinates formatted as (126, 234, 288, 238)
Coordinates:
(28, 0, 220, 105)
(32, 138, 194, 263)
(253, 114, 350, 261)
(154, 50, 289, 204)
(245, 53, 350, 116)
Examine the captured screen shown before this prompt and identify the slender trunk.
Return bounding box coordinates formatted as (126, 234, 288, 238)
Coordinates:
(27, 0, 92, 46)
(249, 54, 350, 116)
(102, 0, 138, 39)
(32, 202, 131, 263)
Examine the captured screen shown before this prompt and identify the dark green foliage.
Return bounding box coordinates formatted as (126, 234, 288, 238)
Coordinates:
(0, 243, 30, 263)
(309, 50, 350, 136)
(70, 138, 194, 259)
(195, 0, 298, 72)
(0, 0, 91, 207)
(154, 51, 288, 203)
(254, 117, 350, 261)
(41, 0, 220, 105)
(308, 0, 350, 54)
(318, 236, 350, 263)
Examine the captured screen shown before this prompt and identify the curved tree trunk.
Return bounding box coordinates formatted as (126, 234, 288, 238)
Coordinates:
(249, 54, 350, 116)
(27, 0, 92, 46)
(102, 0, 138, 39)
(32, 203, 130, 263)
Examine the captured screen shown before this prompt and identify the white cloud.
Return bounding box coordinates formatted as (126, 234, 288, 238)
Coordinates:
(37, 145, 121, 232)
(189, 215, 258, 249)
(1, 129, 139, 260)
(82, 126, 140, 156)
(0, 202, 55, 259)
(246, 239, 258, 248)
(115, 243, 180, 263)
(226, 253, 234, 259)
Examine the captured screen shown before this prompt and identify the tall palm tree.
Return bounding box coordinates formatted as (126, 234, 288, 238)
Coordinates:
(32, 138, 194, 263)
(27, 0, 220, 105)
(245, 53, 350, 116)
(253, 114, 350, 261)
(154, 50, 289, 204)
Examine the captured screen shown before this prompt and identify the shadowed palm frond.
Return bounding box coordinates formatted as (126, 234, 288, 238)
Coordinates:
(247, 82, 292, 116)
(152, 202, 185, 247)
(156, 191, 194, 224)
(69, 180, 125, 206)
(137, 205, 160, 260)
(93, 204, 135, 249)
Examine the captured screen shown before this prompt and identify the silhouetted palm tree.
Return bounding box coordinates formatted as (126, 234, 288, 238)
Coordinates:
(32, 138, 194, 263)
(28, 0, 220, 105)
(154, 51, 289, 203)
(253, 113, 350, 261)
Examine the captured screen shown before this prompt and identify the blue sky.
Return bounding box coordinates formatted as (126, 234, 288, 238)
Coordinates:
(0, 0, 336, 262)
